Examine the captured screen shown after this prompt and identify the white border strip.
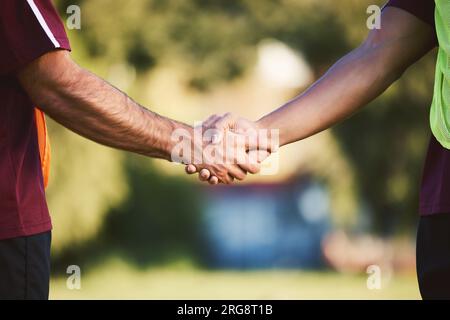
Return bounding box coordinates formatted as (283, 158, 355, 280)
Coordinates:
(26, 0, 61, 48)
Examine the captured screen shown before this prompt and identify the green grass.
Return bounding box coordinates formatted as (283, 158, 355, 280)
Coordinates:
(50, 259, 421, 300)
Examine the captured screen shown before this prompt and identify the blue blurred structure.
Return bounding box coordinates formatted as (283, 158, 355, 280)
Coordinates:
(202, 178, 331, 269)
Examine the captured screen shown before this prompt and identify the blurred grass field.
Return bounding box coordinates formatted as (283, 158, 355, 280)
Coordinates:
(50, 259, 420, 300)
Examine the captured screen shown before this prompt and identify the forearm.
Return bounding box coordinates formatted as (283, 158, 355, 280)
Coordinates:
(257, 43, 402, 146)
(19, 52, 188, 161)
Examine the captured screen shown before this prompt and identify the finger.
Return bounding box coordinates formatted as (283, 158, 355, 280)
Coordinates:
(199, 169, 211, 181)
(226, 164, 247, 181)
(203, 115, 224, 144)
(211, 132, 222, 144)
(225, 174, 235, 184)
(185, 164, 198, 174)
(245, 131, 279, 154)
(238, 152, 261, 175)
(215, 171, 234, 184)
(254, 150, 271, 163)
(208, 176, 219, 185)
(203, 115, 222, 143)
(245, 133, 260, 151)
(202, 114, 221, 129)
(245, 134, 268, 153)
(239, 163, 260, 175)
(213, 112, 234, 131)
(209, 113, 236, 144)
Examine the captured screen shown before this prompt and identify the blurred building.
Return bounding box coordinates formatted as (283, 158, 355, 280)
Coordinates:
(202, 177, 331, 269)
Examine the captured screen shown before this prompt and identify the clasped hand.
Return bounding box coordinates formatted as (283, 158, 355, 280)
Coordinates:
(185, 113, 278, 185)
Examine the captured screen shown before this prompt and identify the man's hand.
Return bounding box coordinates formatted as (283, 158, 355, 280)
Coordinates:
(188, 128, 262, 184)
(186, 113, 278, 184)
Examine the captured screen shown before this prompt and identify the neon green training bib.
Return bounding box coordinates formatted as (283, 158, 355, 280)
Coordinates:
(430, 0, 450, 148)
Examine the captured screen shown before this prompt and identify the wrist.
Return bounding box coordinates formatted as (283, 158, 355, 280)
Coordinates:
(255, 116, 269, 131)
(256, 115, 286, 147)
(162, 122, 196, 163)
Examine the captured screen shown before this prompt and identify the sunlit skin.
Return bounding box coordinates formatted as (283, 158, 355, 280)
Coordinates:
(187, 7, 437, 184)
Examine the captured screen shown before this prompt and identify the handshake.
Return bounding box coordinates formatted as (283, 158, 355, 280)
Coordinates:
(172, 113, 279, 185)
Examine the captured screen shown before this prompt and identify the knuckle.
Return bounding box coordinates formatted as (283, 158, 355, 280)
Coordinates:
(236, 172, 247, 181)
(249, 164, 261, 174)
(200, 169, 209, 177)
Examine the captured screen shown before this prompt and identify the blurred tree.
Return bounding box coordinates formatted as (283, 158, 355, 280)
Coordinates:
(51, 156, 204, 272)
(46, 122, 128, 252)
(101, 156, 203, 266)
(55, 0, 359, 89)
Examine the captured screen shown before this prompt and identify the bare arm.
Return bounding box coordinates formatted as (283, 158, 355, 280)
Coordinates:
(257, 7, 437, 146)
(18, 50, 182, 160)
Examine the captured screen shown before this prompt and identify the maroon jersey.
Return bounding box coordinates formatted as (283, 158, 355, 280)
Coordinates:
(0, 0, 70, 239)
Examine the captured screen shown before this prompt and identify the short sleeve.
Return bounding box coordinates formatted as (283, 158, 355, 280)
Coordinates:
(385, 0, 436, 27)
(0, 0, 71, 75)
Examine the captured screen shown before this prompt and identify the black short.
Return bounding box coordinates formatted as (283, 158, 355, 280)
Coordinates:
(0, 231, 51, 300)
(417, 214, 450, 300)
